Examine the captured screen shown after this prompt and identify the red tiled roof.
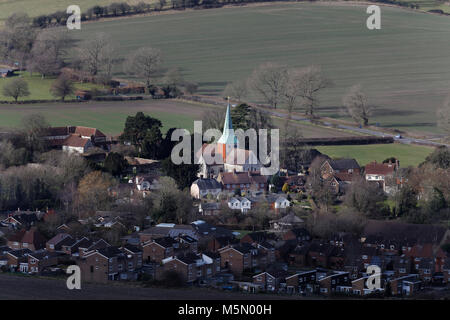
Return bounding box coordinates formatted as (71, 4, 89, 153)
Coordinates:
(334, 172, 355, 182)
(73, 126, 106, 138)
(365, 161, 396, 175)
(219, 171, 267, 185)
(63, 134, 90, 148)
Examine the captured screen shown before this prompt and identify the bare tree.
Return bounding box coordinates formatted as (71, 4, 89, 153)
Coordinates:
(223, 79, 248, 102)
(295, 66, 332, 117)
(437, 95, 450, 140)
(201, 107, 226, 132)
(124, 46, 162, 89)
(78, 32, 112, 76)
(2, 78, 30, 102)
(343, 84, 373, 126)
(249, 62, 287, 109)
(50, 74, 75, 101)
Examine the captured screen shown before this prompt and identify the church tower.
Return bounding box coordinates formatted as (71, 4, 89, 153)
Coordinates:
(217, 99, 238, 162)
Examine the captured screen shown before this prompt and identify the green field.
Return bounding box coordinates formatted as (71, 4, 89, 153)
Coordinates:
(65, 3, 450, 135)
(0, 99, 214, 134)
(316, 143, 435, 167)
(0, 72, 102, 101)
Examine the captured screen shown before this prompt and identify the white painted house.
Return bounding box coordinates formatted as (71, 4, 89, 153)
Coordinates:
(228, 197, 252, 213)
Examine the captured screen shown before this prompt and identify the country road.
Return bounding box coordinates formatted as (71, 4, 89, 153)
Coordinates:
(261, 109, 450, 148)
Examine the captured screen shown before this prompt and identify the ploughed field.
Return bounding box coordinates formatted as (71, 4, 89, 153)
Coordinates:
(0, 273, 316, 300)
(68, 2, 450, 135)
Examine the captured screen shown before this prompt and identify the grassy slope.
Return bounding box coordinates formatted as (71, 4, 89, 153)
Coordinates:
(316, 143, 434, 167)
(69, 3, 450, 135)
(0, 72, 102, 101)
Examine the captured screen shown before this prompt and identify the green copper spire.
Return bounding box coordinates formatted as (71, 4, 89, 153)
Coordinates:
(218, 98, 238, 147)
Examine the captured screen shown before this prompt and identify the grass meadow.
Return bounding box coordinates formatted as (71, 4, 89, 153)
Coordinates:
(0, 72, 103, 101)
(316, 143, 434, 167)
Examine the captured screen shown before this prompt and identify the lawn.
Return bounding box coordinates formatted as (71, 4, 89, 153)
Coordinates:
(0, 72, 103, 101)
(66, 3, 450, 135)
(0, 99, 213, 135)
(316, 143, 435, 167)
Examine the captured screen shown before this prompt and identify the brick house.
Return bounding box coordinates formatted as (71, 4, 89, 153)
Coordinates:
(252, 270, 290, 292)
(7, 228, 46, 251)
(318, 272, 351, 295)
(161, 253, 200, 283)
(6, 249, 32, 272)
(219, 243, 255, 275)
(77, 246, 142, 283)
(320, 159, 361, 179)
(46, 233, 73, 252)
(285, 270, 317, 294)
(390, 274, 422, 296)
(217, 171, 267, 193)
(142, 237, 176, 263)
(27, 250, 60, 274)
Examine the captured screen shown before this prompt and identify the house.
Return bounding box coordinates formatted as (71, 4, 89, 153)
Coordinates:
(190, 178, 222, 199)
(351, 276, 383, 296)
(219, 243, 255, 275)
(6, 249, 32, 272)
(199, 202, 222, 216)
(46, 233, 73, 252)
(161, 253, 217, 283)
(77, 246, 142, 283)
(43, 126, 108, 153)
(217, 171, 267, 194)
(7, 228, 46, 251)
(139, 220, 234, 244)
(321, 159, 360, 179)
(61, 237, 92, 256)
(270, 213, 304, 231)
(390, 274, 422, 296)
(134, 175, 161, 192)
(318, 271, 351, 295)
(266, 195, 291, 211)
(62, 134, 93, 154)
(1, 211, 41, 229)
(142, 237, 176, 263)
(228, 196, 252, 213)
(253, 270, 290, 292)
(285, 270, 317, 294)
(27, 250, 60, 274)
(365, 160, 398, 192)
